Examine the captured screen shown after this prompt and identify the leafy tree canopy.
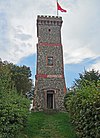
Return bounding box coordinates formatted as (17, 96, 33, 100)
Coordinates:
(74, 69, 100, 88)
(0, 59, 33, 95)
(0, 59, 30, 138)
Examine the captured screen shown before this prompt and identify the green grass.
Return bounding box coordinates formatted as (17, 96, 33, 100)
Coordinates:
(19, 112, 78, 138)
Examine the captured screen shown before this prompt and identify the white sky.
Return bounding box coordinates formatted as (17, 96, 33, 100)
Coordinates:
(0, 0, 100, 71)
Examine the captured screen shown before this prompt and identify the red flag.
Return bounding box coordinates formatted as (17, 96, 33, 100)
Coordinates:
(57, 2, 67, 12)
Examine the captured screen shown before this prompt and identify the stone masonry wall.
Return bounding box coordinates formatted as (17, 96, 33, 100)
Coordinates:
(33, 16, 66, 111)
(37, 45, 64, 75)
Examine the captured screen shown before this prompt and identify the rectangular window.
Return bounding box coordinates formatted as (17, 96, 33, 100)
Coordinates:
(47, 57, 53, 66)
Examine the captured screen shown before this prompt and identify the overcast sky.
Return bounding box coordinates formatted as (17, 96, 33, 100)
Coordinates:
(0, 0, 100, 87)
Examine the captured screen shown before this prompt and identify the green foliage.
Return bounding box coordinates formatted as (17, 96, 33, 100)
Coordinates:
(64, 92, 75, 112)
(0, 60, 30, 138)
(65, 80, 100, 138)
(0, 92, 30, 138)
(9, 64, 32, 95)
(74, 69, 100, 88)
(0, 60, 33, 95)
(26, 86, 34, 100)
(0, 62, 14, 91)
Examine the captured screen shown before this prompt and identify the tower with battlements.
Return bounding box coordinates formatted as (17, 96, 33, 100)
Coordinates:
(33, 15, 66, 111)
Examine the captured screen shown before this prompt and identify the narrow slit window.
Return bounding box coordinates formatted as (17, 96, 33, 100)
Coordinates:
(47, 57, 53, 66)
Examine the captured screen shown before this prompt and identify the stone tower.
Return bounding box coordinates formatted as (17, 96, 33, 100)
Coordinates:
(33, 15, 66, 111)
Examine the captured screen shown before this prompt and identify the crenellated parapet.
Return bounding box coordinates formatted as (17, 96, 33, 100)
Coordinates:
(34, 15, 66, 112)
(37, 15, 63, 26)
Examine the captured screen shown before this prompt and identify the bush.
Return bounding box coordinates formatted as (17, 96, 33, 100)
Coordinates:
(0, 92, 29, 138)
(64, 82, 100, 138)
(64, 92, 74, 112)
(0, 64, 30, 138)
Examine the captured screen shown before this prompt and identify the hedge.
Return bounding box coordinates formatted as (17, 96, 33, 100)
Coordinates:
(64, 83, 100, 138)
(0, 89, 30, 138)
(0, 64, 30, 138)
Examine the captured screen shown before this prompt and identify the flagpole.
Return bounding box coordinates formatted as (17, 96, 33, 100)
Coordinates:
(57, 0, 58, 16)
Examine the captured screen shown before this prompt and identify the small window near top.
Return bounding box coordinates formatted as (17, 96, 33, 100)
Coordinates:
(47, 57, 53, 66)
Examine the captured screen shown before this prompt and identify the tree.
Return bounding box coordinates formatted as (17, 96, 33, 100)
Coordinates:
(0, 61, 30, 138)
(74, 69, 100, 88)
(10, 64, 32, 95)
(0, 60, 33, 95)
(64, 70, 100, 138)
(0, 60, 14, 91)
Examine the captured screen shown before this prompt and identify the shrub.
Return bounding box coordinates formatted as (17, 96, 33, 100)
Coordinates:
(0, 92, 29, 138)
(64, 91, 74, 112)
(0, 64, 30, 138)
(64, 82, 100, 138)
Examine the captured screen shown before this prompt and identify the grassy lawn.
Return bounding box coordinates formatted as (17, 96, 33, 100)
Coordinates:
(19, 112, 78, 138)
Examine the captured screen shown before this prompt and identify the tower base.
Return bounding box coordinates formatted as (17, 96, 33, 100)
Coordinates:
(33, 78, 66, 112)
